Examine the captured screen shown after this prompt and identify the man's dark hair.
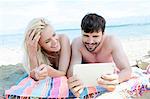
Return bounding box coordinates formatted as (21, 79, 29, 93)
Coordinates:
(81, 13, 106, 34)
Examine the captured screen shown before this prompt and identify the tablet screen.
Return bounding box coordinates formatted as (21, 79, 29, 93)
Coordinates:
(73, 63, 115, 87)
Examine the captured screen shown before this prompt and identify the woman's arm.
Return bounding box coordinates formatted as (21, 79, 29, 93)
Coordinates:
(47, 34, 71, 77)
(25, 29, 41, 80)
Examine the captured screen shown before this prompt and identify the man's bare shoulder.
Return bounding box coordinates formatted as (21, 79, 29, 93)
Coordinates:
(105, 35, 122, 49)
(105, 35, 121, 44)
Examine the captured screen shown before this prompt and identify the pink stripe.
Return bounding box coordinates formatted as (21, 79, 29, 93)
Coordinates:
(58, 76, 68, 98)
(50, 77, 61, 98)
(6, 94, 9, 99)
(23, 78, 35, 96)
(88, 87, 97, 94)
(126, 78, 139, 86)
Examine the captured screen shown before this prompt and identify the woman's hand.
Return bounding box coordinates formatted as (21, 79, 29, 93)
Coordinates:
(68, 76, 84, 97)
(25, 29, 41, 55)
(97, 74, 119, 91)
(34, 64, 49, 80)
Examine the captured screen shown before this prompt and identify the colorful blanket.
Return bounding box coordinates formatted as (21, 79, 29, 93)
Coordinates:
(116, 67, 150, 98)
(5, 76, 69, 98)
(5, 76, 107, 98)
(5, 67, 150, 98)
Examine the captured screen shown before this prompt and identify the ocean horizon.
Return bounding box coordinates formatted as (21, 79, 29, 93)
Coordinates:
(1, 17, 150, 48)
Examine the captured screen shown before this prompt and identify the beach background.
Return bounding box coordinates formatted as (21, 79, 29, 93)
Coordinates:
(0, 0, 150, 97)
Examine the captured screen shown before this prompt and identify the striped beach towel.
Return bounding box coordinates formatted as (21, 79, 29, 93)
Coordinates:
(5, 76, 69, 98)
(5, 76, 107, 99)
(5, 67, 150, 98)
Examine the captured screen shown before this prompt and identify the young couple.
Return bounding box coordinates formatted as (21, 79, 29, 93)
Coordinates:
(24, 13, 131, 97)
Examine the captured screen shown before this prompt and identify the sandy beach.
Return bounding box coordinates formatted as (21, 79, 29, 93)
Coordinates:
(0, 38, 150, 98)
(122, 38, 150, 66)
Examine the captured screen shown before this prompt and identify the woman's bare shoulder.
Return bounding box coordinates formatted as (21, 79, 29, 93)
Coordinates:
(58, 34, 70, 47)
(71, 36, 82, 47)
(59, 34, 69, 40)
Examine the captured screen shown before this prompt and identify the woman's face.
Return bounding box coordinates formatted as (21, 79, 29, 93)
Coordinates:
(39, 26, 61, 53)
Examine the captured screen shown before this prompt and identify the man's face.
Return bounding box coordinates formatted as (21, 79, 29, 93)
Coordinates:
(82, 31, 103, 52)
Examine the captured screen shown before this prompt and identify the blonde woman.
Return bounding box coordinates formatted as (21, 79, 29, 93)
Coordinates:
(24, 18, 71, 80)
(5, 18, 71, 98)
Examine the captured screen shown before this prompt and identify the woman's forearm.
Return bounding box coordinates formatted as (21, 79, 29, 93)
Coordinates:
(48, 66, 66, 77)
(29, 53, 38, 71)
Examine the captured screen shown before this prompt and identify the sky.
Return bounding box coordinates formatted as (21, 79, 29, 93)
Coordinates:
(0, 0, 150, 35)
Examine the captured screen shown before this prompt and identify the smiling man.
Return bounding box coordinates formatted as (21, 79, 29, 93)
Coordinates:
(67, 13, 131, 97)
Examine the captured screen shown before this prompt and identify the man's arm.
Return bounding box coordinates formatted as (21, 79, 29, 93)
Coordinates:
(97, 36, 131, 91)
(111, 36, 131, 83)
(67, 37, 84, 97)
(67, 37, 82, 77)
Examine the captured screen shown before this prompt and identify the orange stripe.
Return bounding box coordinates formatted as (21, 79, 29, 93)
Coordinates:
(88, 87, 97, 94)
(23, 78, 35, 96)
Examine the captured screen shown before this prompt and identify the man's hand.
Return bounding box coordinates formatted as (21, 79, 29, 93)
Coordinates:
(68, 76, 84, 97)
(97, 74, 119, 91)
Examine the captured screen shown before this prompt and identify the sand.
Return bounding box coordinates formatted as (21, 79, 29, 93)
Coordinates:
(122, 38, 150, 66)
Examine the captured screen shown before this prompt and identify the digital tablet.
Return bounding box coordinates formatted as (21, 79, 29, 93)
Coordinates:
(73, 63, 115, 87)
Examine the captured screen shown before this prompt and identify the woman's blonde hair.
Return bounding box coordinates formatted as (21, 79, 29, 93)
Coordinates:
(23, 18, 52, 74)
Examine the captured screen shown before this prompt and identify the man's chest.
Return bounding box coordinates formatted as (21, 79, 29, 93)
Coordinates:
(81, 49, 113, 63)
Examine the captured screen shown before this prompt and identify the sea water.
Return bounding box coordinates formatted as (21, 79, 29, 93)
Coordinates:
(1, 21, 150, 48)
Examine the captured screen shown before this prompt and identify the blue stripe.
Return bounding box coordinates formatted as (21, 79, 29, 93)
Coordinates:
(96, 86, 107, 94)
(47, 77, 53, 96)
(45, 77, 52, 97)
(80, 87, 88, 98)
